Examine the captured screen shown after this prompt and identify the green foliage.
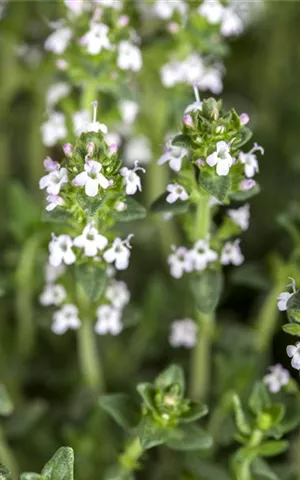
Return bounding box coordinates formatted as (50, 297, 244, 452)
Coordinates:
(198, 174, 231, 202)
(190, 270, 223, 313)
(0, 385, 13, 417)
(75, 263, 107, 302)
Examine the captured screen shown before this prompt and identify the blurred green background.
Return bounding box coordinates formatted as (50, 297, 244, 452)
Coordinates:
(1, 2, 300, 478)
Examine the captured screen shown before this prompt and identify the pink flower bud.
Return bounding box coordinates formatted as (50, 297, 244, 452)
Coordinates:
(240, 179, 256, 191)
(56, 59, 68, 71)
(87, 142, 95, 155)
(184, 115, 193, 127)
(44, 157, 59, 172)
(118, 15, 129, 27)
(109, 144, 118, 155)
(197, 159, 205, 167)
(240, 113, 250, 126)
(168, 22, 179, 34)
(63, 143, 73, 157)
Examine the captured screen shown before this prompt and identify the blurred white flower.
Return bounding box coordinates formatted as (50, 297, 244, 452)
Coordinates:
(221, 8, 244, 37)
(41, 112, 67, 147)
(49, 234, 76, 267)
(158, 142, 188, 172)
(206, 141, 233, 176)
(190, 239, 218, 271)
(73, 160, 109, 197)
(103, 235, 133, 270)
(119, 99, 139, 125)
(277, 292, 293, 312)
(81, 23, 112, 55)
(117, 41, 142, 71)
(153, 0, 186, 19)
(287, 343, 300, 370)
(95, 305, 123, 335)
(52, 304, 81, 335)
(105, 280, 130, 309)
(73, 223, 108, 257)
(46, 194, 64, 211)
(73, 110, 90, 136)
(124, 136, 152, 166)
(43, 157, 59, 172)
(46, 82, 71, 108)
(40, 284, 66, 306)
(166, 183, 188, 204)
(169, 319, 198, 348)
(198, 0, 224, 24)
(45, 263, 65, 284)
(227, 204, 250, 231)
(263, 364, 290, 393)
(45, 26, 72, 55)
(168, 246, 193, 279)
(239, 143, 264, 178)
(221, 239, 244, 266)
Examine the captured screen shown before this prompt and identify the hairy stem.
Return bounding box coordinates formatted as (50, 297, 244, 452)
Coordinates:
(76, 287, 104, 392)
(189, 195, 213, 401)
(119, 436, 144, 474)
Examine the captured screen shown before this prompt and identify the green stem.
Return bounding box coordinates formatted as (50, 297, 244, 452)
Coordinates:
(254, 280, 285, 352)
(119, 436, 144, 474)
(0, 426, 18, 478)
(189, 195, 213, 401)
(15, 235, 40, 359)
(76, 288, 104, 392)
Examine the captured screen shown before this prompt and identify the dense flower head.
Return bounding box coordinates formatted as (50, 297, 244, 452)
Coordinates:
(263, 364, 290, 393)
(169, 319, 198, 348)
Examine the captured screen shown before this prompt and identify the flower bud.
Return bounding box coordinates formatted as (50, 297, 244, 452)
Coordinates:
(63, 143, 73, 157)
(56, 58, 68, 71)
(184, 114, 193, 127)
(109, 144, 118, 155)
(118, 15, 129, 27)
(240, 113, 250, 126)
(240, 179, 256, 191)
(168, 22, 179, 34)
(216, 125, 225, 134)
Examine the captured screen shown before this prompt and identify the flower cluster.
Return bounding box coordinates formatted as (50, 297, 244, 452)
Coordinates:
(263, 364, 290, 393)
(95, 279, 130, 335)
(169, 318, 198, 348)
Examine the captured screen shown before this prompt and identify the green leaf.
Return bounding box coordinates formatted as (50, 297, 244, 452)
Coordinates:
(253, 440, 288, 458)
(76, 191, 102, 216)
(150, 193, 189, 214)
(199, 173, 231, 202)
(136, 383, 157, 413)
(104, 466, 134, 480)
(287, 291, 300, 323)
(282, 323, 300, 336)
(137, 417, 170, 450)
(232, 127, 253, 149)
(0, 465, 11, 480)
(249, 383, 271, 415)
(190, 270, 223, 313)
(166, 424, 213, 451)
(232, 395, 251, 436)
(0, 384, 13, 416)
(20, 474, 42, 480)
(180, 402, 208, 423)
(112, 197, 147, 222)
(230, 184, 261, 202)
(42, 208, 73, 224)
(41, 447, 74, 480)
(252, 458, 280, 480)
(263, 405, 285, 428)
(99, 394, 139, 430)
(75, 263, 107, 302)
(171, 134, 190, 148)
(155, 365, 185, 394)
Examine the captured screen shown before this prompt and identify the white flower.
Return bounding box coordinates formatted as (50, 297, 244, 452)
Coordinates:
(64, 0, 85, 15)
(190, 239, 218, 271)
(263, 364, 290, 393)
(181, 53, 205, 85)
(169, 319, 198, 348)
(46, 194, 64, 211)
(41, 112, 67, 147)
(39, 166, 68, 195)
(95, 305, 123, 335)
(158, 142, 188, 172)
(221, 239, 244, 266)
(198, 0, 224, 24)
(39, 284, 66, 306)
(74, 160, 109, 197)
(161, 62, 183, 87)
(153, 0, 186, 19)
(168, 246, 193, 279)
(120, 161, 145, 195)
(95, 0, 122, 9)
(197, 66, 223, 95)
(221, 8, 244, 37)
(45, 263, 65, 284)
(117, 41, 142, 72)
(124, 136, 152, 166)
(73, 109, 90, 136)
(44, 157, 59, 172)
(287, 343, 300, 370)
(105, 280, 130, 309)
(105, 132, 121, 149)
(81, 23, 112, 55)
(206, 141, 233, 176)
(103, 235, 133, 270)
(45, 26, 72, 55)
(49, 234, 76, 267)
(52, 304, 81, 335)
(119, 100, 139, 125)
(227, 204, 250, 231)
(166, 184, 188, 204)
(185, 101, 203, 114)
(73, 223, 108, 257)
(240, 179, 256, 191)
(277, 292, 293, 312)
(46, 82, 71, 107)
(239, 143, 264, 178)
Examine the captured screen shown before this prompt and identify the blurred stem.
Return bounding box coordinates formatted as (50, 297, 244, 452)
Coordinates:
(190, 195, 213, 401)
(0, 425, 18, 478)
(76, 288, 104, 392)
(119, 436, 144, 474)
(253, 279, 285, 352)
(81, 81, 98, 111)
(15, 234, 40, 358)
(28, 88, 45, 196)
